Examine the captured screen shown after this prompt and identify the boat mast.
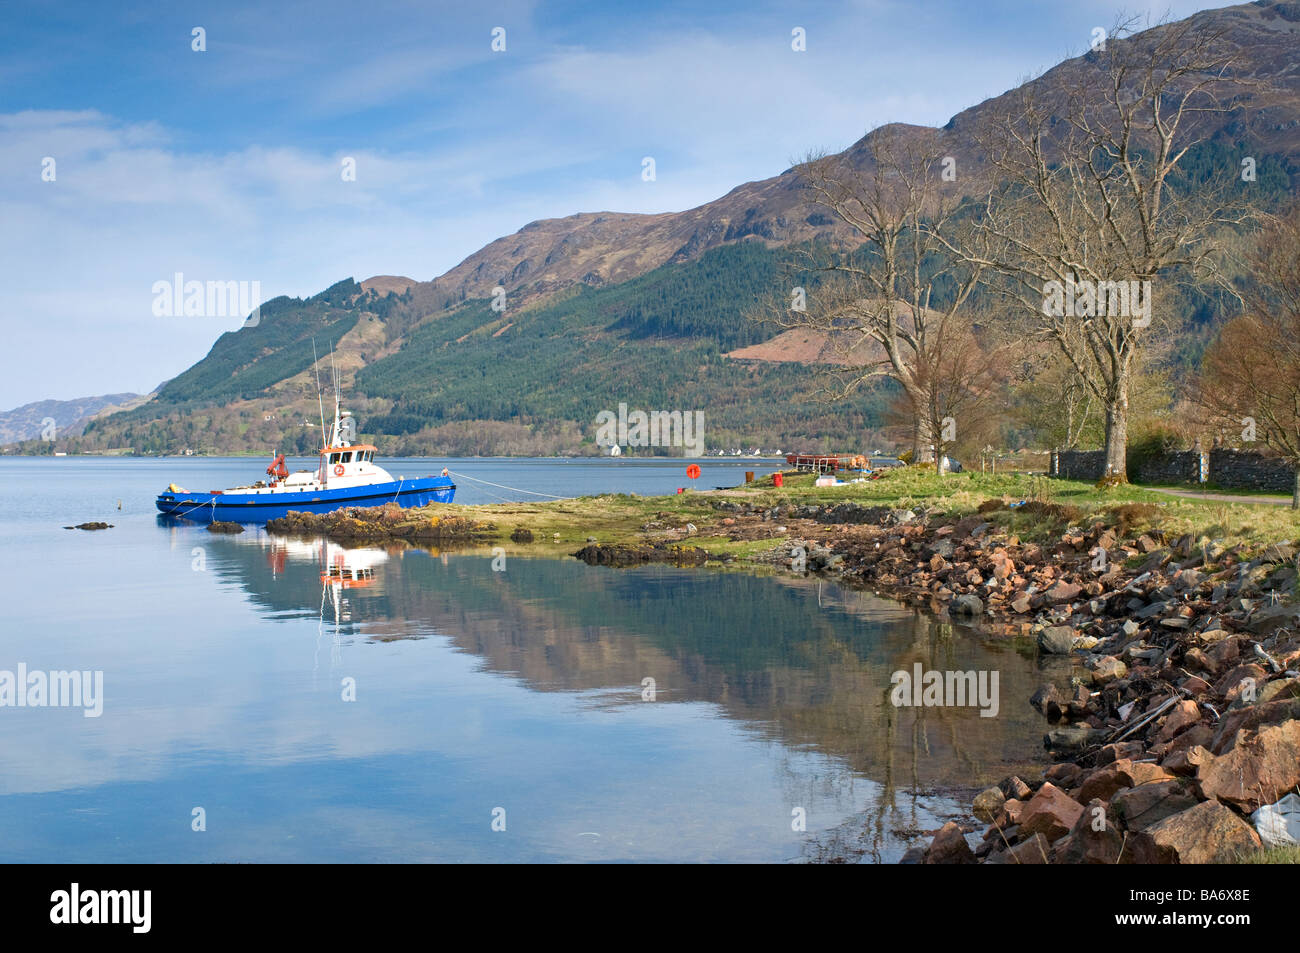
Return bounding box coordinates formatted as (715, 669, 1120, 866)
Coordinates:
(328, 342, 342, 446)
(312, 340, 328, 451)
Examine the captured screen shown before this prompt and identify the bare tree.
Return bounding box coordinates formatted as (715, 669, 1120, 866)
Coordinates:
(887, 314, 1006, 472)
(963, 13, 1257, 480)
(769, 126, 986, 460)
(1198, 207, 1300, 508)
(1009, 343, 1100, 450)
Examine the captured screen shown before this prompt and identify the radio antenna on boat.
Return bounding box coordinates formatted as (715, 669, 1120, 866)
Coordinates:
(312, 339, 327, 450)
(328, 341, 341, 432)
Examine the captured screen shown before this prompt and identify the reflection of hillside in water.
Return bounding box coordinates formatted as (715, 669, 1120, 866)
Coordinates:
(205, 532, 1054, 795)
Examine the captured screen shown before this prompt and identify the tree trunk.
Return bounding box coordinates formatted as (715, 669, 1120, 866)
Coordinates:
(1292, 468, 1299, 511)
(1102, 390, 1128, 482)
(911, 412, 935, 464)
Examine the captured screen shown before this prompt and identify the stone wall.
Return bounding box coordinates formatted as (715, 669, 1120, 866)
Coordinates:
(1050, 450, 1107, 481)
(1208, 449, 1295, 493)
(1132, 450, 1205, 486)
(1048, 447, 1294, 493)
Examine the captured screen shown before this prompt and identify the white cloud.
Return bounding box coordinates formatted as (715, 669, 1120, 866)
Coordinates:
(0, 0, 1237, 408)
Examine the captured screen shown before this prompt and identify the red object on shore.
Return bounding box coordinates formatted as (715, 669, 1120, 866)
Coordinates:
(686, 464, 701, 480)
(773, 473, 784, 488)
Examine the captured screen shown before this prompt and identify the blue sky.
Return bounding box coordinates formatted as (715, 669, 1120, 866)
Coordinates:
(0, 0, 1228, 409)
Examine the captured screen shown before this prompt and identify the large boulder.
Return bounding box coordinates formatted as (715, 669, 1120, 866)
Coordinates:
(1161, 742, 1215, 777)
(1115, 760, 1177, 787)
(1211, 698, 1300, 753)
(1197, 720, 1300, 811)
(1089, 655, 1128, 686)
(1046, 580, 1083, 604)
(1037, 626, 1076, 655)
(1132, 800, 1262, 864)
(1155, 724, 1213, 766)
(1074, 759, 1174, 804)
(1110, 780, 1200, 832)
(973, 786, 1006, 823)
(1018, 782, 1085, 842)
(1055, 798, 1132, 864)
(923, 821, 977, 864)
(1077, 764, 1128, 804)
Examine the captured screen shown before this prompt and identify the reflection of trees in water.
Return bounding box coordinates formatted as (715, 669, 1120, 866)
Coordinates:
(803, 612, 1012, 862)
(398, 556, 1046, 788)
(210, 533, 1049, 857)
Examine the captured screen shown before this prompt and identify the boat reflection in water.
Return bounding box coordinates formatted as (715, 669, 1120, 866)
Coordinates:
(320, 541, 385, 591)
(255, 534, 395, 673)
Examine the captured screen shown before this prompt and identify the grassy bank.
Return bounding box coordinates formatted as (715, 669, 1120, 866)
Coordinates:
(399, 469, 1300, 563)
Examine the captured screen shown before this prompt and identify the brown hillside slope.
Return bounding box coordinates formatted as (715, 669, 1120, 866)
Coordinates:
(398, 2, 1300, 325)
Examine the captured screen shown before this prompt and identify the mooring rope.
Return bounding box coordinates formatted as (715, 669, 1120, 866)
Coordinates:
(445, 470, 572, 500)
(168, 495, 218, 520)
(465, 482, 518, 505)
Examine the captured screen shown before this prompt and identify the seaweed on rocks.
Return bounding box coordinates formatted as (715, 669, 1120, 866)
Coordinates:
(572, 542, 710, 567)
(266, 504, 494, 543)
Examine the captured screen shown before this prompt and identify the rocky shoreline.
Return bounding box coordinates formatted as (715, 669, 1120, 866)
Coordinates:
(703, 495, 1300, 863)
(264, 492, 1300, 862)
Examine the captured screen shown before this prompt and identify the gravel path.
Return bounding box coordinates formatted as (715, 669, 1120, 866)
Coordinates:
(1146, 486, 1293, 506)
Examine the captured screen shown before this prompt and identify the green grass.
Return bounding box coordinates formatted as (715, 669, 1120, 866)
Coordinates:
(1235, 845, 1300, 864)
(395, 468, 1300, 561)
(746, 469, 1300, 554)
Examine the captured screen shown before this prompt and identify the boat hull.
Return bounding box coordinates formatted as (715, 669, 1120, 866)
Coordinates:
(155, 476, 455, 523)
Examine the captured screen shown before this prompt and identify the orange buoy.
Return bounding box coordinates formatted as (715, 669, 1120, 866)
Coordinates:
(686, 464, 701, 480)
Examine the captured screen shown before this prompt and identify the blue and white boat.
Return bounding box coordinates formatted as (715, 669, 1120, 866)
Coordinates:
(156, 394, 454, 523)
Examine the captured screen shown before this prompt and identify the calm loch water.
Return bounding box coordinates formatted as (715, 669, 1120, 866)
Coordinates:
(1, 457, 1059, 862)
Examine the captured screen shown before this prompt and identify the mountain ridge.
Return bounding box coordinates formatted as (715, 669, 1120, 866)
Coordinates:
(19, 0, 1300, 456)
(400, 1, 1300, 315)
(0, 393, 148, 445)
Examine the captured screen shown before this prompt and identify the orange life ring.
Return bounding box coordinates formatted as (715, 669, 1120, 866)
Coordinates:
(334, 464, 345, 476)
